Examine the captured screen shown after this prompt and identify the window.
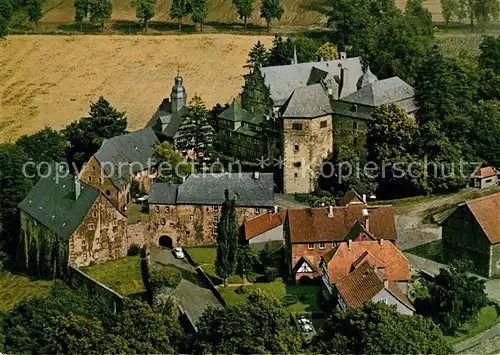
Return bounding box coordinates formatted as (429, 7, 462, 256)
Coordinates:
(189, 215, 194, 221)
(213, 216, 218, 222)
(213, 228, 218, 235)
(186, 231, 190, 235)
(213, 206, 219, 212)
(319, 242, 325, 249)
(294, 173, 298, 178)
(155, 206, 160, 213)
(353, 121, 358, 130)
(165, 206, 170, 213)
(380, 298, 388, 305)
(485, 178, 493, 183)
(88, 176, 92, 182)
(92, 211, 97, 218)
(308, 243, 314, 250)
(292, 122, 303, 130)
(99, 177, 103, 183)
(320, 120, 327, 128)
(170, 222, 175, 226)
(82, 240, 86, 246)
(353, 137, 358, 146)
(160, 218, 166, 225)
(255, 207, 260, 214)
(294, 145, 299, 152)
(110, 235, 115, 242)
(113, 220, 118, 226)
(92, 166, 95, 171)
(350, 104, 358, 112)
(294, 162, 302, 168)
(106, 189, 111, 196)
(88, 223, 95, 230)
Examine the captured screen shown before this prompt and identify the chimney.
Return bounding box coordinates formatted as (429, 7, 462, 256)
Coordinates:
(362, 194, 367, 204)
(327, 87, 333, 97)
(348, 238, 351, 250)
(75, 176, 81, 200)
(274, 205, 278, 214)
(362, 208, 369, 232)
(253, 171, 260, 180)
(320, 56, 324, 62)
(293, 46, 298, 65)
(380, 238, 384, 249)
(340, 51, 347, 60)
(328, 205, 334, 217)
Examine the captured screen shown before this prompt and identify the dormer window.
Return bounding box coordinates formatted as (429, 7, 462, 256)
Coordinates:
(308, 243, 314, 250)
(351, 104, 358, 113)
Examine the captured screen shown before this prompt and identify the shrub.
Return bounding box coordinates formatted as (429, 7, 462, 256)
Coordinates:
(247, 272, 259, 283)
(280, 294, 298, 307)
(149, 266, 182, 293)
(127, 243, 141, 256)
(235, 286, 248, 294)
(264, 266, 278, 282)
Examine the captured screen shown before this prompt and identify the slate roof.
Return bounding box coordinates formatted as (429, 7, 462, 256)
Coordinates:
(152, 173, 275, 207)
(323, 239, 410, 283)
(356, 66, 378, 90)
(94, 128, 159, 188)
(219, 99, 264, 124)
(466, 192, 500, 244)
(260, 57, 363, 106)
(18, 167, 99, 240)
(340, 77, 415, 107)
(149, 182, 179, 205)
(146, 102, 189, 139)
(280, 84, 332, 118)
(244, 209, 287, 240)
(287, 204, 397, 243)
(473, 166, 497, 178)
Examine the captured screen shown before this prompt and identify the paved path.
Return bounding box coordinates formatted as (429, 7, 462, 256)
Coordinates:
(150, 248, 221, 323)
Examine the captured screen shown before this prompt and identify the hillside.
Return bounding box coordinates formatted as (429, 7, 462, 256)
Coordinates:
(0, 34, 273, 142)
(40, 0, 445, 28)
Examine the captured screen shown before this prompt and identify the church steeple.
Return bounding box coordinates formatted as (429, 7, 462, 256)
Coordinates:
(171, 70, 187, 113)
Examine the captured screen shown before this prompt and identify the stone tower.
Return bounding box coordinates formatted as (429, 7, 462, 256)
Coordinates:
(171, 72, 187, 113)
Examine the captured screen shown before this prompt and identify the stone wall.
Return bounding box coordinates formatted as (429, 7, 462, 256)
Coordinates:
(68, 266, 124, 313)
(127, 221, 148, 247)
(149, 204, 268, 247)
(283, 115, 333, 194)
(68, 194, 128, 267)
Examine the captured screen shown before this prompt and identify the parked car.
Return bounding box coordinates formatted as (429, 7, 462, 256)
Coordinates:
(173, 247, 185, 259)
(136, 195, 148, 203)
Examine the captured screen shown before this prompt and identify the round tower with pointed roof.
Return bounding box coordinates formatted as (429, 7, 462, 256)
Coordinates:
(171, 71, 187, 113)
(356, 66, 378, 90)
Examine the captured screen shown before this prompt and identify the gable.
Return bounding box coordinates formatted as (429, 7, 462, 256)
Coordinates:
(297, 261, 314, 273)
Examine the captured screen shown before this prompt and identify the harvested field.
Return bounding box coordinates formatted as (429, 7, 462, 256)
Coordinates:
(0, 34, 273, 141)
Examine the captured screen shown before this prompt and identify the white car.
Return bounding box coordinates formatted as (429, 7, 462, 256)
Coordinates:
(136, 195, 148, 203)
(173, 247, 185, 259)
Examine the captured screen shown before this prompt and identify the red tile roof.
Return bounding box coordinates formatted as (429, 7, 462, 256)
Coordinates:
(474, 166, 497, 178)
(324, 240, 410, 283)
(466, 192, 500, 244)
(336, 262, 385, 308)
(244, 209, 287, 240)
(287, 204, 396, 243)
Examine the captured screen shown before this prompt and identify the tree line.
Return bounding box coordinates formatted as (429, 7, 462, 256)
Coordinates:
(441, 0, 500, 28)
(0, 0, 43, 36)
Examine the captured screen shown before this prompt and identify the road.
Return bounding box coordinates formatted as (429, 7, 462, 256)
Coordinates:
(149, 248, 221, 324)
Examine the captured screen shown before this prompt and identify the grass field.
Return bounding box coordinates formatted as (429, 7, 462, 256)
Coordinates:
(0, 34, 273, 142)
(83, 256, 145, 299)
(445, 305, 500, 344)
(218, 279, 321, 313)
(185, 247, 246, 284)
(0, 272, 52, 312)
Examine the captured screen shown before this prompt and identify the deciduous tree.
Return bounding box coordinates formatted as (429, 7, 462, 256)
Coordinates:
(88, 0, 112, 30)
(74, 0, 89, 30)
(170, 0, 191, 31)
(190, 289, 301, 353)
(316, 42, 338, 60)
(233, 0, 252, 30)
(314, 302, 452, 354)
(441, 0, 460, 28)
(132, 0, 156, 30)
(190, 0, 207, 31)
(26, 0, 43, 27)
(260, 0, 283, 32)
(479, 35, 500, 75)
(16, 128, 67, 171)
(415, 259, 488, 334)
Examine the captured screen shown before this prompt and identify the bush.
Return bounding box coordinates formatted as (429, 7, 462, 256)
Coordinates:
(247, 272, 259, 283)
(127, 244, 141, 256)
(235, 286, 248, 294)
(149, 266, 182, 293)
(264, 266, 279, 282)
(280, 294, 298, 307)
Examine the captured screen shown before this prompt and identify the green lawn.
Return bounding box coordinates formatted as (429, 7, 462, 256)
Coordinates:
(126, 202, 149, 225)
(0, 272, 52, 312)
(186, 247, 246, 285)
(445, 305, 500, 344)
(218, 279, 322, 313)
(83, 256, 145, 299)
